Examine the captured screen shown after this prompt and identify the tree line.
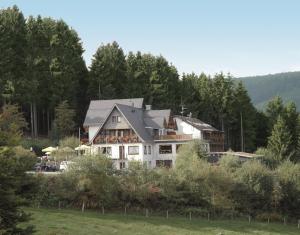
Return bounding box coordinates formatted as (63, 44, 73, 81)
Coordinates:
(33, 142, 300, 222)
(0, 6, 260, 152)
(1, 5, 300, 155)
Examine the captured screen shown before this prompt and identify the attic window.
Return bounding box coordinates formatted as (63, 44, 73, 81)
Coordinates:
(112, 116, 121, 123)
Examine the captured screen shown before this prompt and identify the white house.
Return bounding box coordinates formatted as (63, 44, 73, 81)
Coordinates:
(83, 98, 224, 169)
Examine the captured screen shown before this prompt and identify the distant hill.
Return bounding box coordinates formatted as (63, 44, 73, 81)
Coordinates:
(237, 71, 300, 110)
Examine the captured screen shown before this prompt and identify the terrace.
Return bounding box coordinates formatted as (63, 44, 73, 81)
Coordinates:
(154, 134, 192, 141)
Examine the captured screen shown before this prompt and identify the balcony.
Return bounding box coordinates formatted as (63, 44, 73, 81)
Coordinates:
(154, 134, 193, 141)
(94, 135, 140, 144)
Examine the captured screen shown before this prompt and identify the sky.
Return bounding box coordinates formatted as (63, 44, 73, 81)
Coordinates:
(1, 0, 300, 77)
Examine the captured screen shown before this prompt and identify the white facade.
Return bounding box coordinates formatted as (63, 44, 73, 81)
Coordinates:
(84, 99, 219, 170)
(174, 117, 202, 139)
(90, 141, 191, 169)
(91, 143, 152, 169)
(88, 117, 209, 170)
(88, 126, 99, 142)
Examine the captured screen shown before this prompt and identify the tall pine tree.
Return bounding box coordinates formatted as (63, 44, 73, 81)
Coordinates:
(88, 42, 127, 100)
(267, 115, 292, 162)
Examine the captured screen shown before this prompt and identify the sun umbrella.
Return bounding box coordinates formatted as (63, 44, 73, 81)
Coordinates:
(75, 145, 91, 151)
(42, 146, 57, 153)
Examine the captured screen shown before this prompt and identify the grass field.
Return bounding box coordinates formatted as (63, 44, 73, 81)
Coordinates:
(23, 208, 299, 235)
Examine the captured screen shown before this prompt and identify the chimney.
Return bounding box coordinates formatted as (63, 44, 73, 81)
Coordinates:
(145, 105, 152, 110)
(131, 102, 136, 112)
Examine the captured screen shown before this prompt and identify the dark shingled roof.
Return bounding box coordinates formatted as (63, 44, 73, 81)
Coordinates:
(84, 98, 144, 126)
(84, 98, 175, 143)
(144, 109, 171, 129)
(116, 104, 153, 142)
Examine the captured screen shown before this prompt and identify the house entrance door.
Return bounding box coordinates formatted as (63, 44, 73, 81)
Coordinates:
(119, 146, 125, 160)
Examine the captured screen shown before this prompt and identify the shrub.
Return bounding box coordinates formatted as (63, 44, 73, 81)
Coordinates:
(256, 212, 282, 222)
(59, 136, 79, 149)
(21, 137, 55, 156)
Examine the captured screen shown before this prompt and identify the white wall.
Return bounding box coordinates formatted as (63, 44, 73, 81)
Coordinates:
(91, 140, 207, 169)
(150, 142, 188, 168)
(88, 126, 99, 142)
(142, 144, 154, 168)
(175, 117, 201, 139)
(91, 143, 157, 169)
(91, 143, 144, 161)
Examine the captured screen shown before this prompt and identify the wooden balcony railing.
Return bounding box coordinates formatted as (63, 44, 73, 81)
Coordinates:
(154, 134, 193, 141)
(94, 135, 140, 144)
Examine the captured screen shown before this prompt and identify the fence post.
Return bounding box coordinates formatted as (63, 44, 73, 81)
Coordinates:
(189, 212, 192, 221)
(145, 209, 149, 217)
(81, 201, 85, 212)
(166, 210, 169, 219)
(208, 212, 210, 221)
(58, 201, 61, 210)
(298, 219, 299, 229)
(248, 215, 251, 224)
(283, 217, 286, 225)
(267, 218, 270, 224)
(102, 206, 104, 215)
(124, 206, 127, 216)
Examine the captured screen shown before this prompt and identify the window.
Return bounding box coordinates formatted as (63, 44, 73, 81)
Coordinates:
(159, 145, 172, 154)
(120, 162, 126, 169)
(117, 130, 123, 137)
(144, 146, 147, 154)
(148, 145, 151, 154)
(100, 147, 112, 155)
(156, 160, 172, 168)
(128, 146, 139, 155)
(112, 116, 121, 123)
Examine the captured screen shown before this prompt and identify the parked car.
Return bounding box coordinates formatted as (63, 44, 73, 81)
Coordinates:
(43, 164, 59, 172)
(59, 161, 74, 171)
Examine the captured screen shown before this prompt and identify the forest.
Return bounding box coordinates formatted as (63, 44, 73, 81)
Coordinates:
(1, 6, 300, 234)
(0, 5, 278, 152)
(239, 71, 300, 110)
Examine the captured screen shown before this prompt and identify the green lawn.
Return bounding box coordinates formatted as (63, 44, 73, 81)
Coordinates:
(23, 208, 299, 235)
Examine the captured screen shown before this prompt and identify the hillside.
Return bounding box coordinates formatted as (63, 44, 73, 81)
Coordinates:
(237, 71, 300, 110)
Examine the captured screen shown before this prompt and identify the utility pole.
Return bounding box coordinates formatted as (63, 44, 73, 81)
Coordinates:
(78, 127, 81, 145)
(180, 96, 187, 117)
(98, 82, 101, 99)
(240, 112, 244, 152)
